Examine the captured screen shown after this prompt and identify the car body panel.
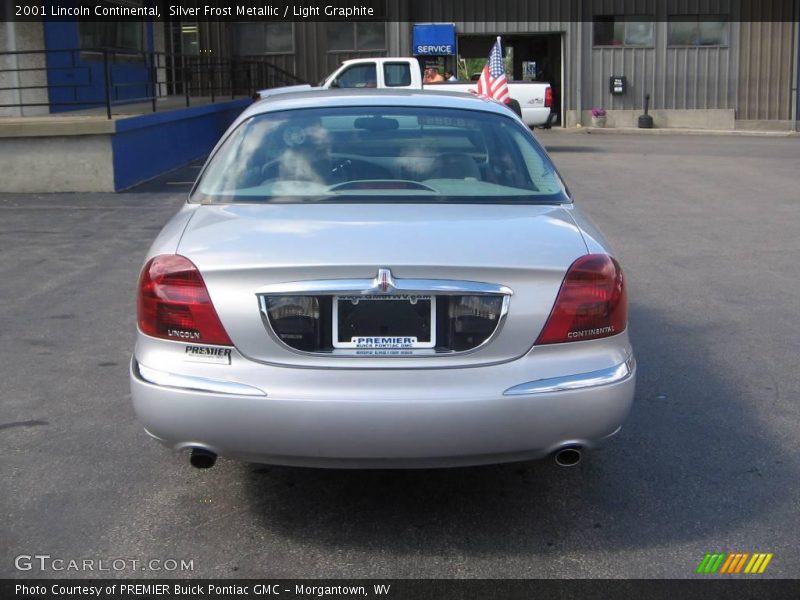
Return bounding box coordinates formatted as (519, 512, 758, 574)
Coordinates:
(145, 202, 199, 256)
(131, 335, 634, 468)
(565, 206, 615, 255)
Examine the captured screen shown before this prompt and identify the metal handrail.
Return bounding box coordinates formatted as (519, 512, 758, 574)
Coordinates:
(0, 48, 307, 118)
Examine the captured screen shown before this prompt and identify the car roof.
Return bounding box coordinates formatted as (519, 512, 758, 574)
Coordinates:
(239, 89, 513, 122)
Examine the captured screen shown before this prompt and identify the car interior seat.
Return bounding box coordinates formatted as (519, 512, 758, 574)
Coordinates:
(431, 153, 481, 180)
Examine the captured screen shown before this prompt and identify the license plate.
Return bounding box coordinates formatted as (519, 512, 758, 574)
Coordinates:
(332, 295, 436, 349)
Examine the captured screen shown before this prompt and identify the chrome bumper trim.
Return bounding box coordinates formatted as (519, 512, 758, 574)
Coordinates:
(133, 361, 267, 397)
(256, 276, 513, 297)
(503, 355, 635, 396)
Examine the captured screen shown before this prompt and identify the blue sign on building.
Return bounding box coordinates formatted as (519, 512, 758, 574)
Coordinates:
(412, 23, 457, 56)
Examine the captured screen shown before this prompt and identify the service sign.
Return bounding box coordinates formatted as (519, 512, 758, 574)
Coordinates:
(413, 23, 457, 56)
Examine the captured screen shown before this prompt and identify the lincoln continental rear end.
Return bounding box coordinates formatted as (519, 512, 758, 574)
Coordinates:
(130, 90, 635, 469)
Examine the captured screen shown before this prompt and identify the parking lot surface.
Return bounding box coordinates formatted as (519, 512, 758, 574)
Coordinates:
(1, 132, 799, 578)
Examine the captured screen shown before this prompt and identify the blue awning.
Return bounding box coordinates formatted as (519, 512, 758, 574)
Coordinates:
(412, 23, 457, 56)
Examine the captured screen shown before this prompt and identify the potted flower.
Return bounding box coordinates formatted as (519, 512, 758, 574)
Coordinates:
(591, 108, 607, 127)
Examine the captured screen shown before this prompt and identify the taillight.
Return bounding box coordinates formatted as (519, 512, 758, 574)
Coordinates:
(536, 254, 627, 345)
(544, 86, 553, 108)
(137, 255, 233, 346)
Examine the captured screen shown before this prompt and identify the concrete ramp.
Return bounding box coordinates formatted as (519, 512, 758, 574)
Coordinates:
(0, 98, 250, 192)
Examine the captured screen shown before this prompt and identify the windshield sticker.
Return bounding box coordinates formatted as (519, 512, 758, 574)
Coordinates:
(418, 115, 480, 128)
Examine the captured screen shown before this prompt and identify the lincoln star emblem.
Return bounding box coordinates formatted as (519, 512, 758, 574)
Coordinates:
(375, 268, 395, 293)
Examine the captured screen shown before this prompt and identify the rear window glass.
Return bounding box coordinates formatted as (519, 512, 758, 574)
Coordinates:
(383, 63, 412, 87)
(192, 106, 569, 204)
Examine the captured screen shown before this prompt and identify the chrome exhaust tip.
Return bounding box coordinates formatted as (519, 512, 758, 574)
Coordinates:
(554, 447, 582, 467)
(190, 448, 217, 469)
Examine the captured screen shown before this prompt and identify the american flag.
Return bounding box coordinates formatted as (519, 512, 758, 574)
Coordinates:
(475, 37, 510, 104)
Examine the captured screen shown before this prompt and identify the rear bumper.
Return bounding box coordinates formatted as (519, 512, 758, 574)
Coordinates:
(520, 106, 551, 127)
(130, 351, 635, 468)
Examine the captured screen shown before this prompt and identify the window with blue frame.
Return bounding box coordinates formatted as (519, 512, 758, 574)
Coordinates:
(79, 1, 145, 53)
(79, 22, 144, 53)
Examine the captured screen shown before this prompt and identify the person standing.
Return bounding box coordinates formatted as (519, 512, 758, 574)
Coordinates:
(424, 67, 444, 83)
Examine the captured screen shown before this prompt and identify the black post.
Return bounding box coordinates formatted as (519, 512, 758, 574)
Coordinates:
(231, 59, 236, 99)
(150, 51, 157, 113)
(71, 49, 78, 105)
(210, 58, 215, 103)
(638, 92, 654, 129)
(102, 50, 111, 119)
(183, 55, 190, 107)
(246, 62, 252, 98)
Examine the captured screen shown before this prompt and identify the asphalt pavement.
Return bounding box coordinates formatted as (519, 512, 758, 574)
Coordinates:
(1, 132, 799, 578)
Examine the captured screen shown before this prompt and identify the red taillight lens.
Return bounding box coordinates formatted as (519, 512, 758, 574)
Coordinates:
(544, 86, 553, 108)
(137, 255, 233, 346)
(536, 254, 627, 345)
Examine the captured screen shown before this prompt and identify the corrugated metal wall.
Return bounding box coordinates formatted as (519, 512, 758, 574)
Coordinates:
(584, 25, 737, 112)
(738, 19, 796, 120)
(410, 0, 579, 24)
(412, 0, 744, 114)
(409, 0, 796, 121)
(290, 0, 407, 84)
(206, 0, 797, 122)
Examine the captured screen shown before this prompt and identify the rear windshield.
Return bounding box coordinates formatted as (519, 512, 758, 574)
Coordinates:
(191, 106, 570, 204)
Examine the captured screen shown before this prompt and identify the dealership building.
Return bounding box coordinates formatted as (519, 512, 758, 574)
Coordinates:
(194, 0, 800, 130)
(1, 0, 798, 191)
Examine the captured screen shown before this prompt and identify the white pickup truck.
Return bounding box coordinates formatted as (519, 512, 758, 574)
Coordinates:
(258, 57, 553, 128)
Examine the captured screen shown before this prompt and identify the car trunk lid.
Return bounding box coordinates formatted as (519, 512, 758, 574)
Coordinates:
(177, 202, 587, 368)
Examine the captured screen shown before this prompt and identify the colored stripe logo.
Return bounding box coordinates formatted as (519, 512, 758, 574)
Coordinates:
(696, 552, 773, 574)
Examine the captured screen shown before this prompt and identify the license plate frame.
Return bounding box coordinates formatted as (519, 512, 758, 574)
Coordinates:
(332, 295, 436, 349)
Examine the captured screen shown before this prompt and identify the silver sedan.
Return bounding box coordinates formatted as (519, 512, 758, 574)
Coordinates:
(130, 90, 635, 469)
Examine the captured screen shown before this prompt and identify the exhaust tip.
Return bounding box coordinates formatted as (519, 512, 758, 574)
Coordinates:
(190, 448, 217, 469)
(554, 447, 582, 467)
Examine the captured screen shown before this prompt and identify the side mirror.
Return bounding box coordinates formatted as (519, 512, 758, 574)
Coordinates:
(329, 78, 339, 89)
